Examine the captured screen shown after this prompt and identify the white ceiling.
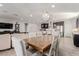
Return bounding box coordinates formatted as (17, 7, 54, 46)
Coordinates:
(0, 3, 79, 23)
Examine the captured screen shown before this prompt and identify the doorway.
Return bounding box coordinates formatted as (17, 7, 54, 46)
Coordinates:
(25, 23, 28, 33)
(53, 21, 64, 37)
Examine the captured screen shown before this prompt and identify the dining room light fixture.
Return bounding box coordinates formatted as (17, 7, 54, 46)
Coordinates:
(42, 11, 49, 20)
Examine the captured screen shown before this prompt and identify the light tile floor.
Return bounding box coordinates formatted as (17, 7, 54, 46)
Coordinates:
(0, 37, 79, 56)
(0, 49, 16, 56)
(0, 46, 41, 56)
(59, 37, 79, 56)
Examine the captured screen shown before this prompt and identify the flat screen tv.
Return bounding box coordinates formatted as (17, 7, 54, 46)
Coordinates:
(0, 23, 13, 29)
(41, 23, 49, 29)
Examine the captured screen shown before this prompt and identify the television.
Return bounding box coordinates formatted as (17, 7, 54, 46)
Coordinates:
(0, 23, 13, 29)
(41, 23, 49, 29)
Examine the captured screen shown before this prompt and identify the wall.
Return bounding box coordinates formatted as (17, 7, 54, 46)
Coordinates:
(27, 23, 40, 33)
(13, 21, 40, 33)
(64, 17, 76, 37)
(10, 20, 27, 32)
(0, 18, 26, 32)
(0, 17, 77, 36)
(0, 18, 41, 33)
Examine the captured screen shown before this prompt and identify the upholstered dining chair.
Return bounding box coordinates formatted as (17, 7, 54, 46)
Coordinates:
(36, 31, 42, 37)
(43, 30, 60, 56)
(12, 37, 41, 56)
(43, 36, 55, 56)
(12, 37, 27, 56)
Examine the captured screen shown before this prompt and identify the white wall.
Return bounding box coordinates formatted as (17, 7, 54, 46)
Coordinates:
(64, 17, 76, 37)
(0, 18, 26, 32)
(11, 20, 26, 32)
(0, 17, 41, 33)
(27, 23, 40, 33)
(26, 23, 40, 37)
(0, 17, 77, 36)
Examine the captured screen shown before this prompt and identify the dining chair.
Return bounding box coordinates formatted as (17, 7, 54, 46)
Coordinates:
(43, 36, 59, 56)
(12, 37, 41, 56)
(49, 37, 58, 56)
(43, 30, 60, 56)
(28, 32, 37, 38)
(12, 37, 27, 56)
(43, 36, 55, 56)
(36, 31, 42, 37)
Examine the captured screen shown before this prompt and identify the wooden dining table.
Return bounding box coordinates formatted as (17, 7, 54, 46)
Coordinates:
(26, 35, 54, 53)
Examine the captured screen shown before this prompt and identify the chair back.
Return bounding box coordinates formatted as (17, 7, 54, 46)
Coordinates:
(12, 37, 27, 56)
(48, 30, 60, 56)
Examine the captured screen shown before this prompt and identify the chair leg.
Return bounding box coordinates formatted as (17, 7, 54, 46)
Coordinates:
(26, 45, 29, 49)
(53, 51, 56, 56)
(55, 47, 59, 56)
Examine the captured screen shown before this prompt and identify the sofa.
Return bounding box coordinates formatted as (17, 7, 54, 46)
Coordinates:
(0, 34, 11, 50)
(0, 33, 29, 50)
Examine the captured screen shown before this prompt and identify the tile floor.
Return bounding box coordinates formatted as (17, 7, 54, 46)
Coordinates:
(0, 37, 79, 56)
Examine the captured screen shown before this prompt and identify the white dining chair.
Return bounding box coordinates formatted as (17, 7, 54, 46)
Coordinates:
(12, 37, 41, 56)
(43, 36, 59, 56)
(12, 37, 27, 56)
(28, 32, 37, 38)
(49, 37, 58, 56)
(43, 30, 60, 56)
(36, 31, 42, 37)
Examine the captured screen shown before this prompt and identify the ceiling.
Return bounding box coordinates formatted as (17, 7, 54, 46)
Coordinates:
(0, 3, 79, 23)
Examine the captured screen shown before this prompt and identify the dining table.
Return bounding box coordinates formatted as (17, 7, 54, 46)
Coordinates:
(26, 35, 54, 53)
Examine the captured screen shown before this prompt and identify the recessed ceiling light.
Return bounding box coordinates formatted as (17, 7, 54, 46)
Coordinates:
(51, 5, 55, 8)
(30, 14, 33, 17)
(0, 4, 3, 7)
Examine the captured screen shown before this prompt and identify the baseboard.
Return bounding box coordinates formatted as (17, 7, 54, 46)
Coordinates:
(0, 48, 12, 51)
